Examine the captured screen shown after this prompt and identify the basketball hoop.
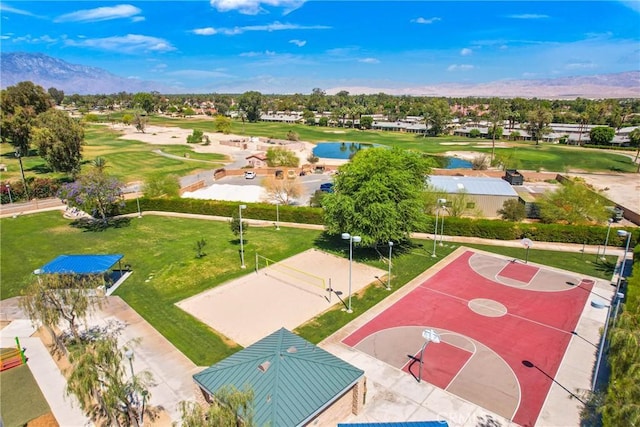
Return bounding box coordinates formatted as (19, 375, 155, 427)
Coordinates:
(521, 238, 533, 263)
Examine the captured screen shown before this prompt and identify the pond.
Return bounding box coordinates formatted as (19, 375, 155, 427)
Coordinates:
(428, 156, 473, 169)
(312, 142, 377, 159)
(313, 142, 472, 169)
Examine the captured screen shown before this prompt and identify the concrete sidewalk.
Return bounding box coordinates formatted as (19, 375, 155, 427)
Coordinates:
(0, 297, 199, 426)
(0, 319, 89, 427)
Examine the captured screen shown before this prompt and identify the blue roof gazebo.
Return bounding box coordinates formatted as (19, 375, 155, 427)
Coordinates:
(36, 254, 124, 275)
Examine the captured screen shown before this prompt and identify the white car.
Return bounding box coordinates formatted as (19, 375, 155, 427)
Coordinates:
(244, 171, 256, 179)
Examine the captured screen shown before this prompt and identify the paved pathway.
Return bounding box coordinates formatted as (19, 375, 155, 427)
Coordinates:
(0, 318, 89, 427)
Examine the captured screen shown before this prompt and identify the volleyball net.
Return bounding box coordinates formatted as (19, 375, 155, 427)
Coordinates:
(255, 253, 331, 302)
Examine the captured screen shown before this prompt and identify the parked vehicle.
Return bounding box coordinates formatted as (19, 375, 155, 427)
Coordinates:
(244, 171, 256, 179)
(319, 183, 334, 193)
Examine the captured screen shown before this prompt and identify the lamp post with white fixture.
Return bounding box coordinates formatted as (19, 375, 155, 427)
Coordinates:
(239, 204, 247, 268)
(342, 232, 361, 313)
(601, 218, 613, 260)
(432, 199, 446, 257)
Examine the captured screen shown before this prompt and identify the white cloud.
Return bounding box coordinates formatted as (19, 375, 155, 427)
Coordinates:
(460, 48, 473, 56)
(193, 27, 217, 35)
(192, 21, 328, 36)
(620, 1, 640, 13)
(359, 58, 379, 64)
(411, 17, 441, 24)
(565, 61, 597, 70)
(289, 39, 306, 47)
(10, 34, 57, 44)
(209, 0, 305, 15)
(507, 14, 549, 19)
(0, 4, 38, 16)
(239, 50, 276, 57)
(56, 4, 143, 23)
(447, 64, 474, 71)
(168, 69, 234, 78)
(65, 34, 176, 53)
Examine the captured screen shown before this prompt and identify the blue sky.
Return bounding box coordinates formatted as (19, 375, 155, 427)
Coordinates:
(1, 1, 639, 94)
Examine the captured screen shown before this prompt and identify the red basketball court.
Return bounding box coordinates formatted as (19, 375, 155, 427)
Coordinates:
(342, 250, 596, 426)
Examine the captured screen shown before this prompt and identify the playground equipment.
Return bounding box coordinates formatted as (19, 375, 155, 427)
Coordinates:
(0, 338, 27, 371)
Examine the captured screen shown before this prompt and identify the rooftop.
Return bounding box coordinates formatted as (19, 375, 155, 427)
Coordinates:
(193, 328, 364, 427)
(427, 176, 519, 197)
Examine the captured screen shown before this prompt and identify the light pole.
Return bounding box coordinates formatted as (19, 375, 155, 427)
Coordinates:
(275, 202, 280, 230)
(615, 230, 632, 296)
(439, 207, 447, 246)
(5, 184, 12, 204)
(601, 219, 613, 260)
(239, 204, 247, 268)
(136, 197, 142, 218)
(432, 199, 446, 257)
(418, 329, 441, 383)
(591, 299, 615, 391)
(342, 232, 361, 313)
(387, 241, 393, 291)
(125, 349, 135, 378)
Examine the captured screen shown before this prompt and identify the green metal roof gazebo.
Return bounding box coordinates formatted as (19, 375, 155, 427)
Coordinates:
(193, 328, 364, 426)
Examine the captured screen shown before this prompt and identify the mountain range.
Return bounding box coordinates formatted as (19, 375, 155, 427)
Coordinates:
(1, 52, 639, 98)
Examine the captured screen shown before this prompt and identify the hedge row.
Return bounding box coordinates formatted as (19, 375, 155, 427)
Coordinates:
(1, 177, 70, 204)
(122, 197, 638, 247)
(122, 197, 325, 225)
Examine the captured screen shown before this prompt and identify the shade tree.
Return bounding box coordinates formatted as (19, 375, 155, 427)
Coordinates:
(32, 109, 84, 175)
(20, 273, 106, 347)
(322, 147, 432, 246)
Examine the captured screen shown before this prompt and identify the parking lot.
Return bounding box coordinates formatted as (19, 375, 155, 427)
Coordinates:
(182, 171, 335, 205)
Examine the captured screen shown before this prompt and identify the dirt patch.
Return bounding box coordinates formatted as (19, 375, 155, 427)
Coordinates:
(0, 320, 10, 330)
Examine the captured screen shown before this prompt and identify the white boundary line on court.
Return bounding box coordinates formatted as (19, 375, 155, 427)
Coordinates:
(494, 261, 538, 288)
(469, 250, 591, 293)
(439, 332, 477, 390)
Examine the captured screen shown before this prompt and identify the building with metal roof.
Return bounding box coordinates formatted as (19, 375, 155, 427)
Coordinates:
(427, 176, 520, 218)
(193, 328, 366, 426)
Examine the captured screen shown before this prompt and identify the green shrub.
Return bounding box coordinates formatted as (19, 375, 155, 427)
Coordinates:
(122, 198, 638, 246)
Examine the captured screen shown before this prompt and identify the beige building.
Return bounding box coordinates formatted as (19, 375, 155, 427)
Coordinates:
(427, 176, 520, 218)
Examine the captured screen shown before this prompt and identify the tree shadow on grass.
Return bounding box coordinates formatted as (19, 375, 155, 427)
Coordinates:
(70, 217, 131, 232)
(593, 259, 616, 277)
(313, 231, 424, 263)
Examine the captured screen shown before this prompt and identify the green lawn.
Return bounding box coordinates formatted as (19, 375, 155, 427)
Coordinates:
(1, 117, 636, 186)
(146, 116, 636, 173)
(0, 125, 228, 184)
(1, 212, 323, 365)
(0, 364, 52, 427)
(1, 211, 618, 366)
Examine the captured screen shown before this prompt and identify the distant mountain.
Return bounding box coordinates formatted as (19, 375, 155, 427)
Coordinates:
(0, 52, 175, 95)
(2, 52, 638, 98)
(328, 71, 640, 99)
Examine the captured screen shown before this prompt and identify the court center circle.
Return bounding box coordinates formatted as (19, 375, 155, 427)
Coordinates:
(468, 298, 508, 317)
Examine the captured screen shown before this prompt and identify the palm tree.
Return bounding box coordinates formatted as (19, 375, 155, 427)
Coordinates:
(628, 128, 640, 172)
(487, 99, 507, 161)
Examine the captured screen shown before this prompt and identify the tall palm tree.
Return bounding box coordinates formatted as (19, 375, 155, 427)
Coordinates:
(628, 128, 640, 172)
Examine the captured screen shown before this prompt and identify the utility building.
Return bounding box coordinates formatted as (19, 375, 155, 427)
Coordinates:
(427, 176, 520, 218)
